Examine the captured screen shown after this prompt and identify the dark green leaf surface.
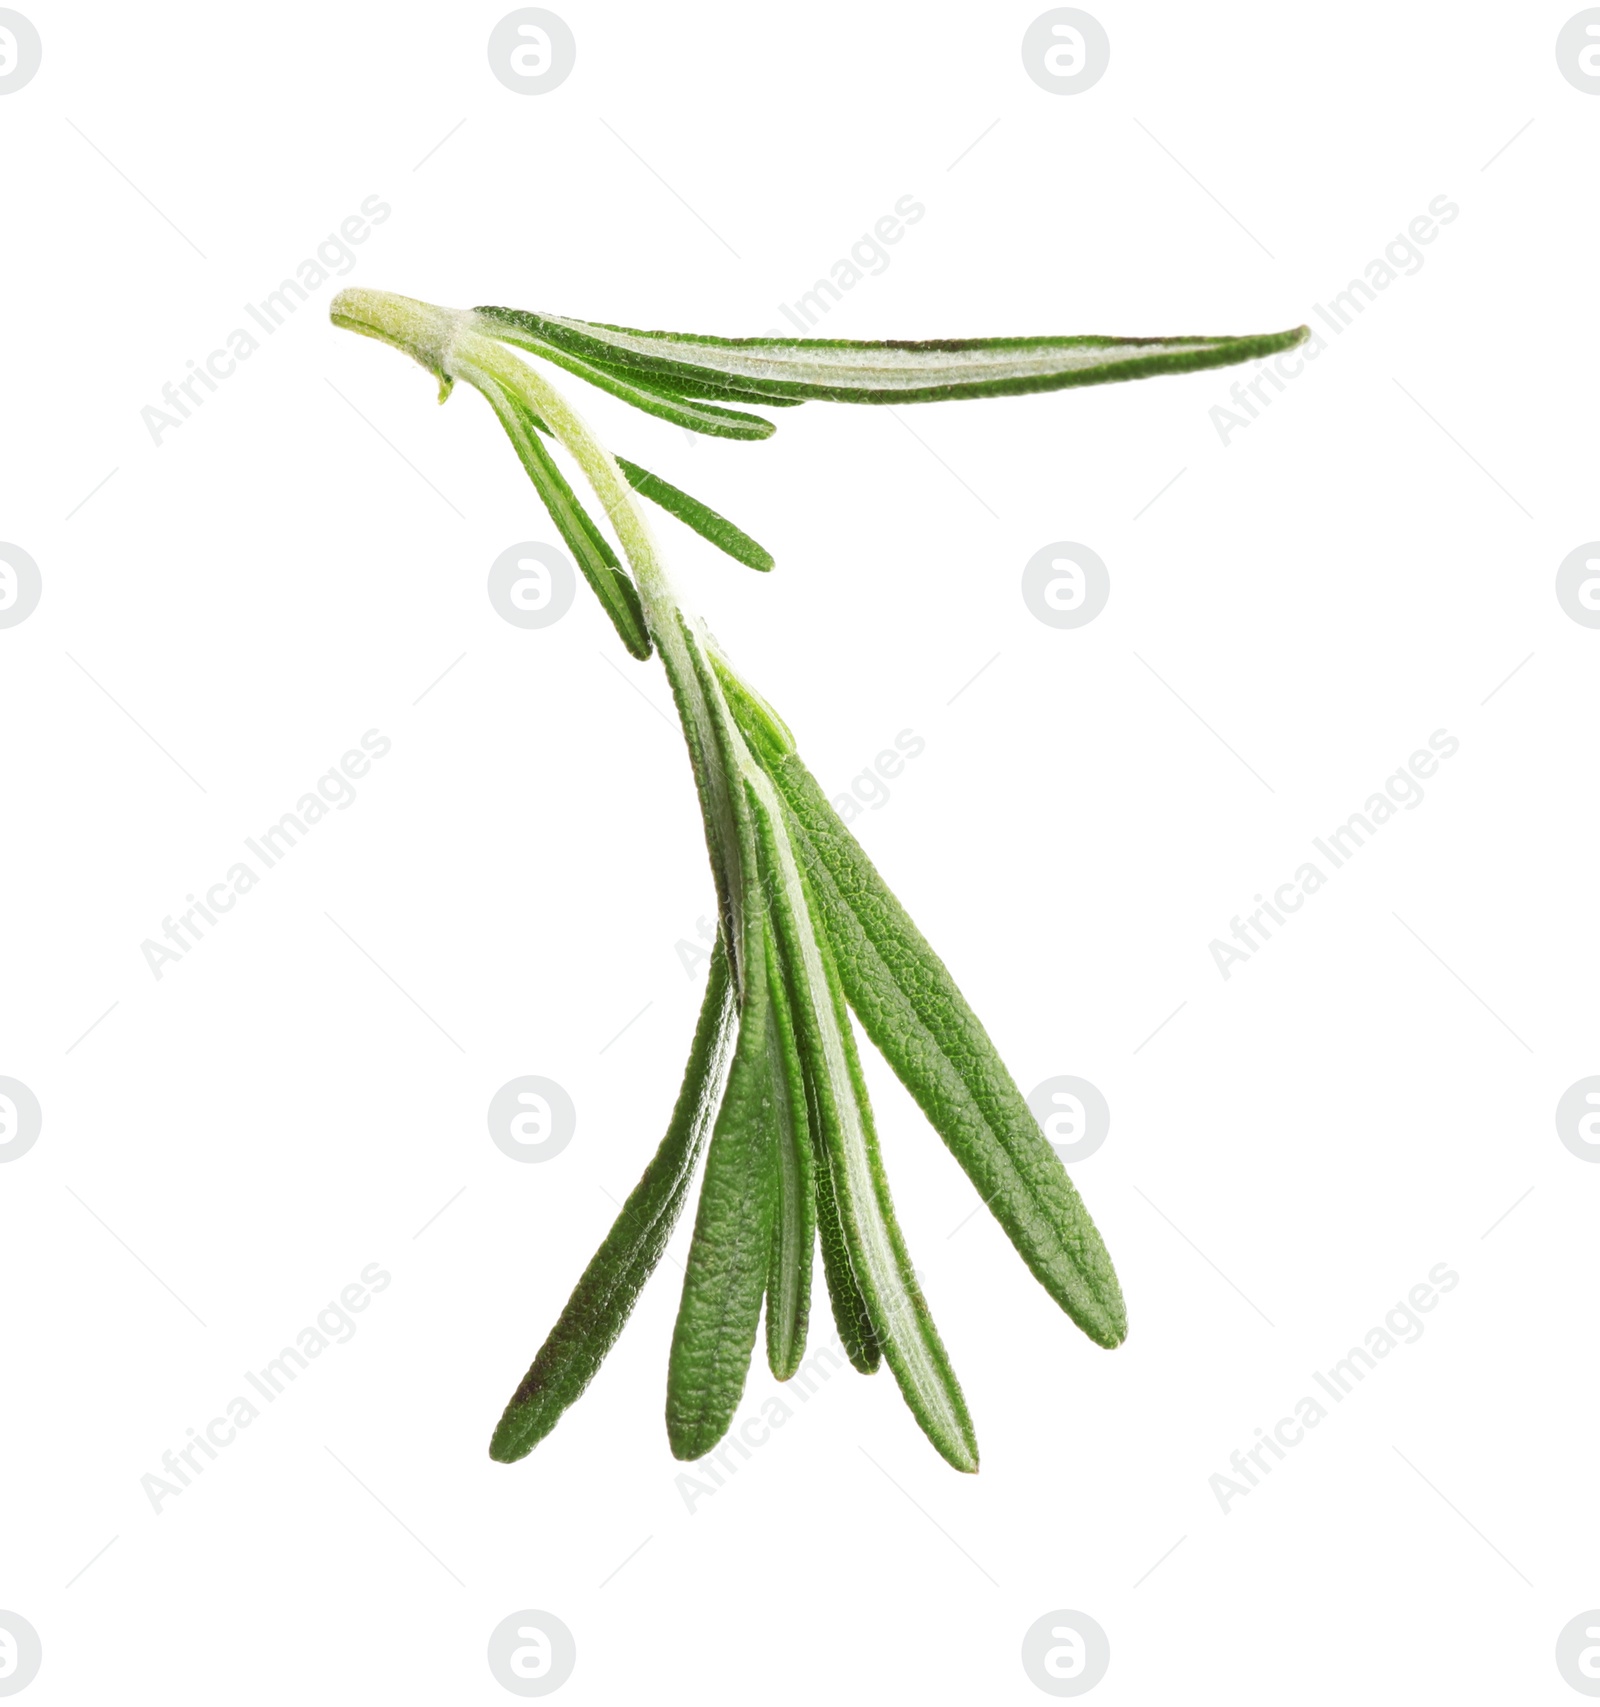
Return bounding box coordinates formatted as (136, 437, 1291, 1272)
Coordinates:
(666, 911, 779, 1461)
(488, 940, 737, 1463)
(615, 456, 774, 572)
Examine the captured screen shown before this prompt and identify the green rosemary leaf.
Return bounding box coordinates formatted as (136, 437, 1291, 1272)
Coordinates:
(473, 307, 777, 439)
(752, 777, 978, 1471)
(475, 374, 652, 658)
(615, 457, 774, 573)
(479, 307, 1310, 406)
(488, 938, 737, 1463)
(665, 909, 779, 1461)
(762, 922, 814, 1380)
(720, 668, 1126, 1350)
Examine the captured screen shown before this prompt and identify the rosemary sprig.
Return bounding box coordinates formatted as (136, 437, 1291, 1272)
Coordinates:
(331, 287, 1306, 1470)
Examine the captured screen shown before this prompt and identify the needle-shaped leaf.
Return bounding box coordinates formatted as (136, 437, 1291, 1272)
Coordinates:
(472, 371, 652, 658)
(762, 923, 814, 1380)
(614, 457, 774, 573)
(478, 306, 1310, 406)
(474, 307, 778, 439)
(489, 938, 737, 1463)
(666, 909, 779, 1460)
(721, 664, 1126, 1350)
(751, 771, 978, 1472)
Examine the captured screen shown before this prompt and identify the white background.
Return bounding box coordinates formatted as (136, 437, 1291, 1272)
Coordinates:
(2, 3, 1597, 1701)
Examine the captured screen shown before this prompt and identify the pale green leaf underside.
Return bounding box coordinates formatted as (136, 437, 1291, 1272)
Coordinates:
(761, 920, 814, 1381)
(477, 305, 1310, 406)
(475, 307, 778, 437)
(751, 774, 978, 1472)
